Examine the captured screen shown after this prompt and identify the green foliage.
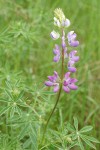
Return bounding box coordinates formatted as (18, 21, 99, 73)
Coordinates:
(0, 0, 100, 149)
(67, 117, 99, 150)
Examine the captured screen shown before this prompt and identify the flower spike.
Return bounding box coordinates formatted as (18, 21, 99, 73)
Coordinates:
(45, 8, 79, 93)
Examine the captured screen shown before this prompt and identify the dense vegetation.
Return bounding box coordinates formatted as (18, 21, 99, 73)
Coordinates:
(0, 0, 100, 149)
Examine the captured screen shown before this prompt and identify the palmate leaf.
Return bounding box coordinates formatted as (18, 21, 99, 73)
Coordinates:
(80, 134, 96, 149)
(79, 126, 93, 133)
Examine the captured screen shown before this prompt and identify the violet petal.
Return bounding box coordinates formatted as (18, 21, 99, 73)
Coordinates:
(54, 84, 59, 92)
(68, 67, 76, 73)
(70, 41, 79, 47)
(63, 86, 70, 93)
(68, 84, 78, 90)
(53, 55, 60, 62)
(64, 72, 70, 79)
(45, 81, 54, 86)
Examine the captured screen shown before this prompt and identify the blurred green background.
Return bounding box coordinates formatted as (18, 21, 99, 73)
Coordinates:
(0, 0, 100, 149)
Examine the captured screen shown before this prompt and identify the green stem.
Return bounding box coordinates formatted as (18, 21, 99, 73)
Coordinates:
(41, 85, 62, 144)
(41, 28, 65, 145)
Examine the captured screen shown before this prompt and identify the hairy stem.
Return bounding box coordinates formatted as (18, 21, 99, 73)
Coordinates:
(41, 28, 65, 144)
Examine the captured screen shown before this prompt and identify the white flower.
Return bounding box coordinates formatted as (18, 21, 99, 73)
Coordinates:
(50, 30, 60, 40)
(54, 17, 61, 27)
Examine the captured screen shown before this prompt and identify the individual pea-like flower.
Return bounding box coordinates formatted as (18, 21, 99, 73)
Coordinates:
(63, 72, 78, 93)
(53, 44, 68, 63)
(45, 71, 60, 92)
(69, 50, 79, 62)
(54, 17, 61, 27)
(50, 30, 60, 40)
(53, 44, 60, 62)
(62, 18, 70, 27)
(68, 60, 76, 73)
(67, 31, 79, 47)
(67, 50, 79, 73)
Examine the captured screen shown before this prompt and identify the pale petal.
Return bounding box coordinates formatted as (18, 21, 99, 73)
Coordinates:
(54, 17, 61, 27)
(45, 81, 53, 86)
(70, 78, 78, 83)
(53, 55, 60, 62)
(48, 76, 55, 82)
(68, 60, 75, 66)
(68, 84, 78, 90)
(68, 67, 76, 73)
(65, 18, 70, 27)
(69, 41, 79, 47)
(53, 84, 59, 92)
(64, 72, 70, 79)
(54, 71, 58, 77)
(50, 30, 60, 40)
(63, 86, 70, 93)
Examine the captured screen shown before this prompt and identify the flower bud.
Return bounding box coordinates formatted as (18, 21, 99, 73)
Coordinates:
(50, 30, 60, 40)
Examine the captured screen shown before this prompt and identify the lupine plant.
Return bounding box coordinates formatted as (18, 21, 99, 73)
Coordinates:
(0, 3, 99, 150)
(40, 8, 99, 149)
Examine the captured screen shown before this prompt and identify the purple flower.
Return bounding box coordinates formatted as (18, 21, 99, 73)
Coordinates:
(68, 60, 76, 73)
(45, 72, 78, 93)
(67, 31, 79, 47)
(53, 45, 60, 62)
(63, 72, 78, 93)
(67, 50, 79, 72)
(69, 50, 79, 62)
(50, 30, 60, 40)
(53, 43, 68, 62)
(45, 71, 60, 92)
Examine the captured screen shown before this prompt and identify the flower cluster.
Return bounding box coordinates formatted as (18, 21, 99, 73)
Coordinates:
(45, 8, 79, 93)
(45, 71, 78, 93)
